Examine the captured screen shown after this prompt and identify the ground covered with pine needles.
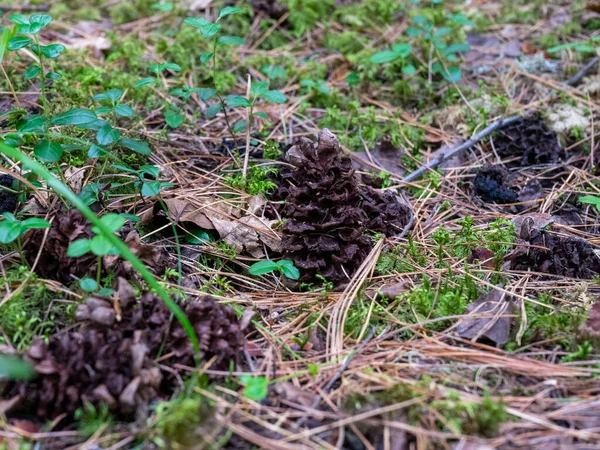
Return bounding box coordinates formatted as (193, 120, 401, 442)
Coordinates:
(2, 0, 600, 448)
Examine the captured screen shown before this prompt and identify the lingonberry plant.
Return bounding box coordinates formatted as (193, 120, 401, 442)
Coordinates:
(6, 14, 65, 110)
(183, 7, 286, 145)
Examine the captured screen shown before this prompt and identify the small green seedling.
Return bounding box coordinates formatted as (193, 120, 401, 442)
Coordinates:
(579, 195, 600, 212)
(67, 213, 126, 258)
(248, 259, 300, 280)
(370, 43, 415, 75)
(240, 375, 268, 401)
(112, 164, 173, 197)
(6, 13, 64, 109)
(0, 212, 50, 261)
(93, 88, 134, 118)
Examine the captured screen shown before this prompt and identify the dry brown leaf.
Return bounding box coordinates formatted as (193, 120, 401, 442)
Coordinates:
(211, 215, 281, 258)
(163, 198, 214, 229)
(456, 287, 514, 346)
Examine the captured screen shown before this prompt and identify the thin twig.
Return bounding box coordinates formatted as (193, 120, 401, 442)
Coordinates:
(564, 56, 599, 86)
(402, 115, 523, 183)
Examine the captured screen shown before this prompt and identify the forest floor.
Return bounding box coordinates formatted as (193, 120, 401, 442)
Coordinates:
(1, 0, 600, 449)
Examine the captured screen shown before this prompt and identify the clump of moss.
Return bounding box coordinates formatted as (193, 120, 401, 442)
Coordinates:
(433, 216, 516, 261)
(0, 267, 74, 350)
(376, 237, 427, 275)
(394, 274, 477, 334)
(224, 166, 278, 196)
(431, 390, 508, 437)
(507, 293, 588, 350)
(344, 382, 508, 440)
(154, 393, 218, 449)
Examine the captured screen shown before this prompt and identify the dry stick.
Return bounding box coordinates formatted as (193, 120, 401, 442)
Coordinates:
(402, 115, 523, 183)
(296, 326, 377, 430)
(564, 56, 600, 87)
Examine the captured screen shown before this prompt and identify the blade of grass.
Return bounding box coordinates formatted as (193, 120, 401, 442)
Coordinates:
(0, 141, 201, 364)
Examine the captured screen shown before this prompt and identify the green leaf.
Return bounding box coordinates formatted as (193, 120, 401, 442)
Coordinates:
(140, 165, 161, 178)
(440, 65, 461, 82)
(117, 138, 152, 155)
(184, 16, 210, 28)
(251, 81, 270, 96)
(17, 114, 46, 132)
(114, 104, 134, 117)
(141, 181, 172, 197)
(0, 221, 22, 244)
(402, 64, 416, 75)
(34, 140, 63, 162)
(7, 14, 29, 25)
(200, 52, 214, 63)
(217, 35, 245, 46)
(240, 375, 268, 401)
(135, 77, 156, 88)
(80, 278, 97, 292)
(150, 62, 182, 74)
(95, 106, 112, 115)
(248, 260, 279, 276)
(93, 92, 109, 101)
(51, 108, 98, 126)
(2, 213, 17, 222)
(254, 112, 269, 120)
(94, 213, 125, 233)
(0, 354, 35, 381)
(120, 213, 140, 223)
(88, 144, 108, 158)
(96, 124, 121, 145)
(106, 88, 122, 102)
(391, 43, 412, 58)
(579, 195, 600, 211)
(184, 17, 221, 38)
(206, 103, 222, 119)
(445, 43, 470, 54)
(261, 64, 287, 80)
(370, 50, 401, 64)
(218, 6, 246, 20)
(8, 36, 31, 50)
(90, 235, 118, 256)
(434, 27, 452, 37)
(20, 217, 50, 231)
(192, 87, 216, 101)
(406, 27, 422, 37)
(278, 261, 300, 280)
(24, 64, 40, 79)
(78, 118, 108, 131)
(226, 95, 251, 108)
(39, 43, 65, 58)
(29, 14, 52, 32)
(185, 228, 210, 244)
(165, 108, 184, 128)
(262, 90, 286, 104)
(232, 120, 246, 133)
(67, 238, 91, 257)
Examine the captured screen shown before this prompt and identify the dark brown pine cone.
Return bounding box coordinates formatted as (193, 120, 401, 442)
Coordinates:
(23, 208, 97, 283)
(281, 129, 411, 285)
(5, 281, 246, 420)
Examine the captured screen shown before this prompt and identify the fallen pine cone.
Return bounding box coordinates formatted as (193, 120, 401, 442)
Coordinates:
(23, 209, 167, 284)
(280, 129, 411, 285)
(4, 279, 245, 419)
